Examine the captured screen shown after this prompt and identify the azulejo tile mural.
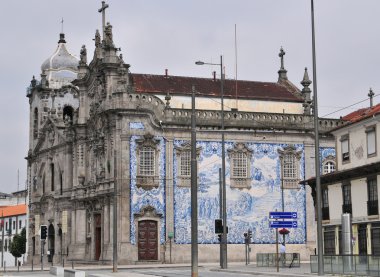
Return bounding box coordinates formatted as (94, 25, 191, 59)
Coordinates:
(130, 135, 166, 245)
(174, 140, 306, 245)
(129, 131, 335, 246)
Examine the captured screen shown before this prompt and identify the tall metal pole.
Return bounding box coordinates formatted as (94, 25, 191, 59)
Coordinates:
(281, 161, 285, 245)
(113, 149, 118, 272)
(191, 85, 198, 277)
(220, 55, 227, 269)
(219, 168, 223, 267)
(310, 0, 324, 275)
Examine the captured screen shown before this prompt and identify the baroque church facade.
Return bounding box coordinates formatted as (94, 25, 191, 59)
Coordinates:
(26, 8, 343, 264)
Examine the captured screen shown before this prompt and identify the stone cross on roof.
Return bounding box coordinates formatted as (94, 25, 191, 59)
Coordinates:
(98, 1, 109, 39)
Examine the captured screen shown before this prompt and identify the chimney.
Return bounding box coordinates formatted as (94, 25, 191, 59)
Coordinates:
(165, 69, 168, 78)
(213, 71, 216, 81)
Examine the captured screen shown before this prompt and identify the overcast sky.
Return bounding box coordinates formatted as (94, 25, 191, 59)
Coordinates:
(1, 0, 379, 193)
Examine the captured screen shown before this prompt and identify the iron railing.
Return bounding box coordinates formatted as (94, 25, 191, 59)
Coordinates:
(256, 253, 300, 268)
(311, 255, 380, 276)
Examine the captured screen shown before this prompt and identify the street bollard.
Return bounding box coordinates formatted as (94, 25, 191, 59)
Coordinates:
(17, 262, 19, 272)
(62, 258, 64, 268)
(4, 261, 6, 272)
(72, 260, 74, 269)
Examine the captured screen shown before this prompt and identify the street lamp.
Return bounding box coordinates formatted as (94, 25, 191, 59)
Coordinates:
(195, 56, 227, 269)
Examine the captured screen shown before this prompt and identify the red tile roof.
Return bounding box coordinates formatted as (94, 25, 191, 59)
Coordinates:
(0, 204, 27, 217)
(342, 103, 380, 124)
(131, 74, 303, 103)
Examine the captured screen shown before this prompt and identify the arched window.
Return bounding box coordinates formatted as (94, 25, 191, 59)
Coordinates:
(322, 155, 336, 174)
(323, 161, 335, 174)
(33, 108, 38, 139)
(63, 106, 74, 123)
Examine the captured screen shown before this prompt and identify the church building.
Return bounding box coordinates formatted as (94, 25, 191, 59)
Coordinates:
(26, 3, 343, 264)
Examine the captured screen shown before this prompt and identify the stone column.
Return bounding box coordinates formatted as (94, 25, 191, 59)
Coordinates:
(120, 133, 131, 242)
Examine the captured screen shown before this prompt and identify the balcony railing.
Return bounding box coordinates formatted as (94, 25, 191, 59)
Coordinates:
(322, 206, 330, 220)
(367, 200, 379, 216)
(342, 203, 352, 214)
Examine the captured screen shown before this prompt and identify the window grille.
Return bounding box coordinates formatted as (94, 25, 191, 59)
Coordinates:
(180, 151, 191, 177)
(139, 146, 155, 176)
(232, 152, 248, 178)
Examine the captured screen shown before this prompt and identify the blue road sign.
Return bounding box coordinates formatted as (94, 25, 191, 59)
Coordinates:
(269, 212, 297, 219)
(269, 221, 298, 228)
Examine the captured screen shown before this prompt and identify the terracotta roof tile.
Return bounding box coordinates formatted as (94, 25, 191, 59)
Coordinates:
(0, 204, 27, 217)
(342, 103, 380, 123)
(131, 74, 303, 103)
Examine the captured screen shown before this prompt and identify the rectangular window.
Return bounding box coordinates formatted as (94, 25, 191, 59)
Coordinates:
(342, 183, 352, 214)
(367, 177, 378, 216)
(232, 152, 248, 178)
(322, 188, 330, 220)
(341, 135, 349, 162)
(366, 127, 376, 156)
(12, 221, 15, 230)
(283, 154, 296, 179)
(19, 220, 22, 229)
(139, 146, 155, 176)
(51, 163, 55, 191)
(180, 151, 191, 177)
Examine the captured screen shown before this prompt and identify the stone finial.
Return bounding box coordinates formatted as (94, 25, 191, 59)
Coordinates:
(301, 68, 312, 115)
(301, 68, 312, 90)
(165, 92, 171, 108)
(278, 47, 288, 81)
(368, 88, 375, 108)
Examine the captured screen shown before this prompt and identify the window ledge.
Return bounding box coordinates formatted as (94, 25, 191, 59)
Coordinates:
(136, 176, 159, 190)
(230, 178, 251, 189)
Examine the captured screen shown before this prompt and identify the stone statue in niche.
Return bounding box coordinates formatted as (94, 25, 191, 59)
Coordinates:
(80, 45, 87, 65)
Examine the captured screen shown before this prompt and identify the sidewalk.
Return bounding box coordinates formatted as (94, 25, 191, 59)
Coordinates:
(0, 262, 315, 277)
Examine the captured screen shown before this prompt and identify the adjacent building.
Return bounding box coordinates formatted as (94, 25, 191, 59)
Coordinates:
(305, 101, 380, 256)
(0, 204, 27, 266)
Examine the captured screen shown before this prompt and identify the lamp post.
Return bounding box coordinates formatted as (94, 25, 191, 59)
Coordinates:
(310, 0, 323, 275)
(195, 56, 227, 269)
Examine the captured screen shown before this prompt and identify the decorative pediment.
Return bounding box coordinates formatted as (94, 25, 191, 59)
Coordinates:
(136, 134, 160, 149)
(175, 142, 202, 156)
(134, 205, 163, 219)
(277, 144, 302, 160)
(33, 118, 67, 153)
(322, 155, 336, 163)
(227, 142, 253, 157)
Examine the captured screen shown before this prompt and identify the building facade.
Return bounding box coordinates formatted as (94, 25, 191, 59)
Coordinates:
(0, 204, 27, 266)
(306, 102, 380, 256)
(26, 10, 343, 264)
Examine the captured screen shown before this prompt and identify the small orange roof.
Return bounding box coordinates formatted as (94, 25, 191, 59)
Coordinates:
(0, 204, 27, 217)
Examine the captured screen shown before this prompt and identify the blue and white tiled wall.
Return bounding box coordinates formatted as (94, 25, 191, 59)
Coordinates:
(129, 129, 335, 246)
(174, 140, 306, 244)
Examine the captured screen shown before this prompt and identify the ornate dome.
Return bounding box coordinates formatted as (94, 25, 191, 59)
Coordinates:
(41, 33, 79, 89)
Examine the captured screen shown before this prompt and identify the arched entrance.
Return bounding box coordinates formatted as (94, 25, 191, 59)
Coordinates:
(47, 224, 55, 262)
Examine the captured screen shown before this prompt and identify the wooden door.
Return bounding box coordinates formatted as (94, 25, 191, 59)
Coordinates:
(138, 220, 158, 260)
(94, 214, 101, 260)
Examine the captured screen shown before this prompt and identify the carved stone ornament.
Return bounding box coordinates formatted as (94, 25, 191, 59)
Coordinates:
(134, 205, 163, 219)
